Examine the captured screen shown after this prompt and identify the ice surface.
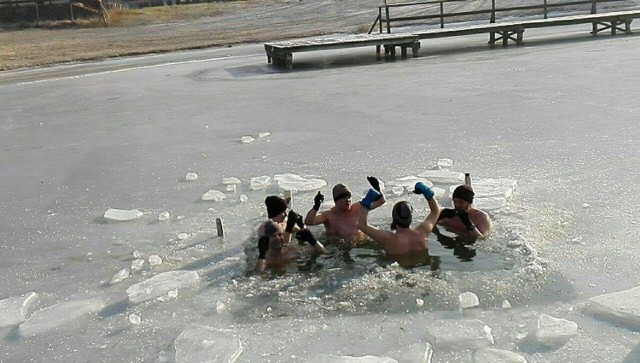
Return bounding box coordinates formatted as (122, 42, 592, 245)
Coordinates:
(103, 208, 143, 221)
(387, 176, 433, 188)
(472, 348, 527, 363)
(384, 342, 433, 363)
(222, 177, 242, 184)
(0, 292, 40, 328)
(391, 186, 405, 196)
(584, 286, 640, 329)
(274, 173, 327, 192)
(18, 298, 104, 338)
(202, 190, 226, 201)
(474, 196, 508, 211)
(158, 211, 171, 221)
(417, 170, 464, 184)
(126, 270, 200, 304)
(110, 268, 130, 284)
(250, 176, 271, 190)
(425, 319, 494, 349)
(306, 355, 397, 363)
(466, 178, 518, 199)
(527, 313, 578, 348)
(185, 172, 199, 181)
(174, 325, 243, 363)
(459, 292, 480, 309)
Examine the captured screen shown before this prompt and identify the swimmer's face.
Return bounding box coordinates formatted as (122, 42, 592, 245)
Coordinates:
(335, 195, 352, 211)
(272, 211, 287, 223)
(453, 198, 471, 211)
(268, 231, 285, 249)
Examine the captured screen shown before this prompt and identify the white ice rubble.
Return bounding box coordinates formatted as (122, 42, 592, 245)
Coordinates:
(274, 173, 327, 192)
(425, 319, 494, 349)
(104, 208, 143, 221)
(525, 313, 578, 348)
(250, 176, 271, 190)
(110, 268, 131, 284)
(126, 270, 200, 304)
(306, 355, 397, 363)
(202, 190, 226, 201)
(384, 342, 434, 363)
(585, 285, 640, 328)
(387, 176, 433, 188)
(174, 325, 243, 363)
(418, 170, 465, 184)
(472, 348, 527, 363)
(222, 177, 242, 185)
(185, 172, 199, 181)
(459, 292, 480, 309)
(18, 298, 104, 338)
(0, 292, 40, 328)
(158, 211, 171, 221)
(448, 178, 518, 210)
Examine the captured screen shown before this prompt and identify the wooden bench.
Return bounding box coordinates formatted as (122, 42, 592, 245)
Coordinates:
(264, 33, 421, 70)
(412, 10, 640, 46)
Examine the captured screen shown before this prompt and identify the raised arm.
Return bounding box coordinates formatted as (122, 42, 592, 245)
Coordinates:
(413, 182, 440, 236)
(358, 188, 394, 245)
(304, 191, 328, 225)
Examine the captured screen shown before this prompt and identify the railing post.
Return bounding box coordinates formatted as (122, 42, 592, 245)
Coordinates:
(491, 0, 496, 23)
(543, 0, 548, 19)
(379, 6, 383, 33)
(385, 5, 391, 33)
(591, 0, 596, 14)
(440, 1, 444, 28)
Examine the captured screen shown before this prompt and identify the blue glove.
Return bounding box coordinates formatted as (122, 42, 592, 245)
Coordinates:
(414, 182, 434, 201)
(360, 188, 381, 210)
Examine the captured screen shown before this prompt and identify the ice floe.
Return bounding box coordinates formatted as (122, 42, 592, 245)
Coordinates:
(126, 270, 200, 304)
(174, 325, 243, 363)
(0, 292, 40, 328)
(18, 298, 104, 338)
(104, 208, 143, 221)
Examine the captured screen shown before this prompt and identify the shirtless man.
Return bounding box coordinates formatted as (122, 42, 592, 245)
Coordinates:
(257, 195, 305, 243)
(436, 184, 491, 240)
(255, 221, 325, 273)
(358, 182, 440, 258)
(304, 178, 384, 241)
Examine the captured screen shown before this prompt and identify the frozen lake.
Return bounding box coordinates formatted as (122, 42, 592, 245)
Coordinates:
(1, 25, 640, 362)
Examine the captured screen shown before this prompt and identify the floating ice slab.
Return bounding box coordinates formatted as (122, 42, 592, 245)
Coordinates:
(104, 208, 143, 221)
(467, 178, 518, 199)
(274, 173, 327, 192)
(18, 298, 104, 337)
(226, 184, 236, 193)
(527, 313, 578, 348)
(387, 176, 433, 188)
(306, 355, 397, 363)
(437, 158, 454, 169)
(472, 348, 527, 363)
(126, 270, 200, 304)
(426, 319, 494, 350)
(459, 292, 480, 309)
(240, 135, 255, 144)
(222, 177, 242, 185)
(174, 325, 243, 363)
(257, 131, 271, 138)
(417, 170, 464, 184)
(0, 292, 40, 328)
(202, 190, 226, 201)
(385, 342, 433, 363)
(250, 176, 271, 190)
(158, 211, 171, 221)
(585, 286, 640, 329)
(110, 268, 130, 284)
(474, 196, 508, 211)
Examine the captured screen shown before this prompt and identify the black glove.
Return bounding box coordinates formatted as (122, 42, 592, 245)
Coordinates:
(286, 210, 303, 233)
(295, 229, 318, 246)
(313, 191, 324, 211)
(258, 236, 269, 259)
(456, 209, 476, 231)
(367, 176, 383, 201)
(437, 208, 457, 222)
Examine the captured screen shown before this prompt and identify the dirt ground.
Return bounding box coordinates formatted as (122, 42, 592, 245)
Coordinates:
(0, 0, 386, 71)
(1, 0, 639, 71)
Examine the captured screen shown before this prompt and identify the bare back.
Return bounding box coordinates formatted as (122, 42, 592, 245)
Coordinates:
(322, 204, 362, 239)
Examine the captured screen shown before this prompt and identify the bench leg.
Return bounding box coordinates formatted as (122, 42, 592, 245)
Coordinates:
(376, 45, 381, 54)
(401, 45, 408, 58)
(285, 53, 293, 70)
(611, 21, 617, 35)
(502, 31, 509, 46)
(625, 20, 632, 34)
(516, 30, 524, 45)
(489, 31, 496, 45)
(411, 41, 421, 57)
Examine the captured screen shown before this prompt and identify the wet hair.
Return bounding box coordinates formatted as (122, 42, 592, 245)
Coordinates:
(391, 201, 413, 229)
(263, 221, 281, 237)
(452, 185, 474, 204)
(264, 196, 288, 218)
(332, 184, 352, 202)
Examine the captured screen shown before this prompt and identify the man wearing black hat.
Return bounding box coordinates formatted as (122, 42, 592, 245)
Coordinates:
(437, 184, 491, 240)
(258, 195, 293, 241)
(255, 220, 325, 273)
(357, 182, 440, 258)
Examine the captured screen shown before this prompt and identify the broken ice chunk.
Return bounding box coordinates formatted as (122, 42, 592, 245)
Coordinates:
(467, 178, 518, 199)
(148, 255, 163, 266)
(306, 354, 398, 363)
(126, 270, 200, 304)
(387, 176, 433, 188)
(474, 196, 508, 211)
(158, 211, 171, 221)
(174, 325, 243, 363)
(240, 136, 255, 144)
(128, 313, 141, 325)
(527, 313, 578, 348)
(222, 177, 241, 185)
(426, 319, 494, 349)
(274, 173, 327, 192)
(202, 190, 226, 201)
(104, 208, 143, 222)
(472, 348, 527, 363)
(226, 184, 236, 193)
(502, 300, 512, 309)
(185, 172, 199, 181)
(257, 131, 271, 138)
(240, 194, 248, 203)
(0, 292, 40, 328)
(459, 292, 480, 309)
(110, 268, 131, 284)
(250, 176, 271, 190)
(437, 158, 454, 169)
(177, 232, 190, 240)
(585, 286, 640, 329)
(391, 186, 404, 196)
(18, 298, 104, 337)
(131, 259, 145, 271)
(417, 170, 464, 184)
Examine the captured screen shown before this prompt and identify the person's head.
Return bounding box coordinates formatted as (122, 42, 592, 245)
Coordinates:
(452, 184, 474, 211)
(265, 196, 288, 222)
(332, 184, 352, 211)
(391, 201, 413, 230)
(263, 221, 285, 249)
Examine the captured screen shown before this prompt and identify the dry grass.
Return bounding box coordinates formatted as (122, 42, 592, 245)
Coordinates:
(107, 3, 222, 26)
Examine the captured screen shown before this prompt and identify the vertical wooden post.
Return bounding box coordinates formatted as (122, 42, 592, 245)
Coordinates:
(543, 0, 548, 19)
(440, 1, 444, 28)
(35, 2, 39, 25)
(489, 0, 496, 43)
(69, 2, 74, 22)
(591, 0, 596, 14)
(385, 5, 390, 33)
